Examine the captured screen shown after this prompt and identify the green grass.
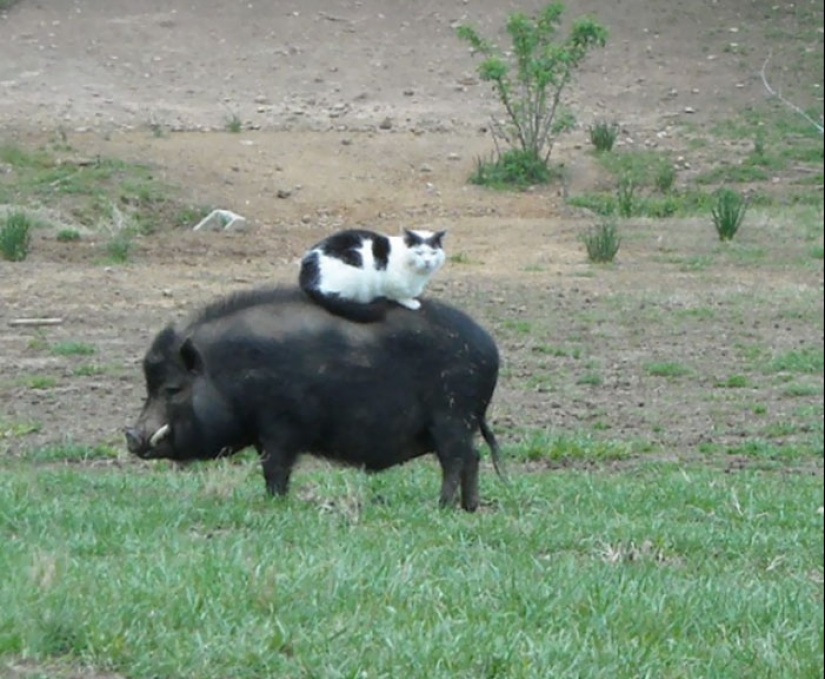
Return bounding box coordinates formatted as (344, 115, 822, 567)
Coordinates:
(49, 342, 95, 357)
(56, 228, 81, 242)
(0, 142, 206, 236)
(644, 361, 692, 378)
(0, 418, 42, 440)
(26, 376, 58, 390)
(0, 454, 821, 679)
(225, 114, 243, 133)
(769, 347, 824, 375)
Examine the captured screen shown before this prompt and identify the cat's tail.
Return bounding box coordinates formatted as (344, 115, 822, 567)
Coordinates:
(302, 287, 389, 323)
(479, 416, 508, 483)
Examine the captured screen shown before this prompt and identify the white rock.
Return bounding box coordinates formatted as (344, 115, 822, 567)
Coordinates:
(192, 209, 247, 232)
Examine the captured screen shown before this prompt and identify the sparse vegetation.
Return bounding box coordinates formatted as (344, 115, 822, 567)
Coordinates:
(457, 2, 607, 187)
(654, 163, 676, 193)
(712, 187, 748, 241)
(104, 233, 132, 263)
(0, 210, 32, 261)
(616, 176, 637, 217)
(0, 142, 207, 239)
(581, 220, 621, 263)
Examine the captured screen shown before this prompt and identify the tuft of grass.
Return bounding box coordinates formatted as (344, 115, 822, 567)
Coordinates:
(769, 347, 824, 375)
(225, 114, 243, 133)
(49, 342, 95, 357)
(589, 120, 618, 152)
(654, 163, 676, 193)
(27, 376, 58, 390)
(577, 372, 603, 386)
(715, 375, 751, 389)
(616, 177, 637, 217)
(22, 443, 119, 464)
(581, 220, 621, 263)
(104, 233, 132, 263)
(469, 150, 556, 189)
(0, 210, 32, 261)
(56, 228, 81, 242)
(711, 188, 748, 241)
(0, 418, 42, 439)
(508, 431, 637, 463)
(644, 361, 691, 378)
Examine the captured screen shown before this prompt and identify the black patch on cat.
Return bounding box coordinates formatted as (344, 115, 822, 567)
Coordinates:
(371, 234, 390, 270)
(426, 230, 446, 249)
(298, 250, 321, 290)
(403, 229, 424, 248)
(316, 229, 383, 269)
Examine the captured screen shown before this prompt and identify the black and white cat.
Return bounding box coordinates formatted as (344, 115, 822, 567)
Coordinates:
(299, 228, 446, 322)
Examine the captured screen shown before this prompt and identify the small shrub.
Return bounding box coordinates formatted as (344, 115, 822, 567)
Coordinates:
(581, 221, 620, 263)
(616, 177, 637, 217)
(470, 149, 552, 188)
(589, 121, 618, 152)
(457, 3, 607, 185)
(56, 229, 81, 242)
(0, 210, 32, 261)
(712, 188, 747, 241)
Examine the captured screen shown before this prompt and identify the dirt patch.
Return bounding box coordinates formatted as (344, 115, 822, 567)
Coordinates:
(0, 1, 822, 472)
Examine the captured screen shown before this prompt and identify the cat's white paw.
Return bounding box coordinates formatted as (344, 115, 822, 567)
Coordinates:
(397, 298, 421, 310)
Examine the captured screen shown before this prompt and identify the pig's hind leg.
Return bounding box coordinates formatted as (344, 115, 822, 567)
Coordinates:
(430, 417, 480, 512)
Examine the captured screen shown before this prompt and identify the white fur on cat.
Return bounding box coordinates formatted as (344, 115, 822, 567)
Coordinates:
(304, 229, 445, 310)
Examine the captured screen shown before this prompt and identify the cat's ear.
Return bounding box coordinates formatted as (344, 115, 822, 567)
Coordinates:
(403, 229, 420, 246)
(431, 230, 446, 247)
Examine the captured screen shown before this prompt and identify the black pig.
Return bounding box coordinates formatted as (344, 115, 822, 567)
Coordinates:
(125, 287, 504, 510)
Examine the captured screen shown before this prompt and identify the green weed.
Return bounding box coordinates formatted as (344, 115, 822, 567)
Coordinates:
(56, 229, 81, 242)
(0, 211, 32, 261)
(589, 120, 618, 152)
(644, 361, 691, 378)
(581, 220, 621, 263)
(50, 342, 95, 357)
(712, 188, 748, 241)
(225, 114, 243, 133)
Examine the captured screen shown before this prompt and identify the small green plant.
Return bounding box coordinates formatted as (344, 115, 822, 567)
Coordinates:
(589, 120, 618, 152)
(50, 341, 95, 357)
(105, 233, 132, 263)
(469, 149, 552, 187)
(581, 220, 620, 263)
(616, 177, 637, 217)
(654, 163, 676, 193)
(56, 229, 81, 242)
(0, 210, 32, 261)
(457, 3, 607, 185)
(712, 188, 748, 241)
(225, 114, 242, 133)
(645, 361, 691, 378)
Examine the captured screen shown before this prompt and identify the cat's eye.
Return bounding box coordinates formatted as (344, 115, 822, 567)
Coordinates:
(163, 385, 183, 397)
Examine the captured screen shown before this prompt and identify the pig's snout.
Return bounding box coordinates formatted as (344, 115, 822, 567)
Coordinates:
(124, 427, 144, 454)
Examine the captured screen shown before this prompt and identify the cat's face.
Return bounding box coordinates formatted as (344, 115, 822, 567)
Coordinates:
(403, 229, 446, 273)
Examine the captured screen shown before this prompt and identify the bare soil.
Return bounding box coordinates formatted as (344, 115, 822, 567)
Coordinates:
(0, 1, 823, 475)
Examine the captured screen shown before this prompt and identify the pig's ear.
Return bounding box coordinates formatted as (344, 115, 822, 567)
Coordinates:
(179, 338, 205, 375)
